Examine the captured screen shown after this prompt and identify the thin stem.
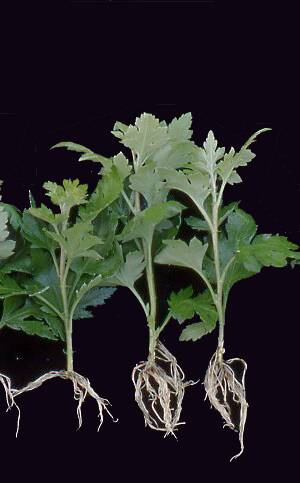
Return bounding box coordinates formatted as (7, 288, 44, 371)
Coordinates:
(129, 286, 149, 317)
(156, 311, 172, 337)
(50, 249, 60, 277)
(122, 190, 136, 215)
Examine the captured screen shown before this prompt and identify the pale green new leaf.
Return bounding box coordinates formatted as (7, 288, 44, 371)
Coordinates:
(159, 167, 211, 208)
(168, 113, 193, 142)
(0, 205, 15, 259)
(44, 179, 88, 211)
(129, 162, 168, 206)
(113, 113, 169, 164)
(51, 141, 93, 153)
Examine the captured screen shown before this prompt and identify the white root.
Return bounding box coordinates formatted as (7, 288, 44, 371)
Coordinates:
(204, 349, 248, 461)
(132, 341, 194, 437)
(0, 372, 20, 434)
(12, 370, 117, 436)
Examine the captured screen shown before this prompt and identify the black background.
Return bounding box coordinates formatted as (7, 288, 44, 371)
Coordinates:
(0, 0, 299, 480)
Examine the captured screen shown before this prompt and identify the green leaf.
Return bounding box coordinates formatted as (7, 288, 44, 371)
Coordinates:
(217, 129, 271, 184)
(196, 130, 225, 174)
(159, 168, 211, 208)
(153, 142, 198, 170)
(168, 113, 193, 142)
(180, 319, 216, 342)
(43, 179, 88, 211)
(117, 201, 185, 244)
(168, 286, 195, 322)
(185, 216, 209, 232)
(113, 113, 169, 164)
(73, 287, 116, 320)
(0, 205, 15, 259)
(0, 296, 61, 340)
(50, 141, 93, 153)
(240, 234, 299, 271)
(46, 222, 103, 261)
(79, 165, 124, 222)
(0, 275, 32, 298)
(104, 251, 145, 289)
(129, 162, 168, 206)
(155, 237, 208, 278)
(22, 211, 56, 251)
(29, 204, 66, 225)
(0, 203, 22, 231)
(0, 245, 32, 275)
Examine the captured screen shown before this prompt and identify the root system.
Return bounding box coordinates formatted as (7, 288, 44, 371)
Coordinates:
(204, 349, 248, 461)
(12, 370, 117, 435)
(132, 341, 193, 437)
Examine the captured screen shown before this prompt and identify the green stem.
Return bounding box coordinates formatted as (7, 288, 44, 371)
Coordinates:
(122, 190, 136, 215)
(65, 318, 73, 372)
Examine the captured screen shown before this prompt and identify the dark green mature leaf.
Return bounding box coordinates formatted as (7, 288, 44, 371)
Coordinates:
(168, 286, 195, 322)
(155, 237, 208, 278)
(73, 287, 116, 320)
(0, 245, 32, 275)
(0, 274, 33, 298)
(239, 234, 299, 271)
(185, 216, 209, 232)
(0, 296, 61, 340)
(117, 201, 185, 244)
(22, 211, 56, 251)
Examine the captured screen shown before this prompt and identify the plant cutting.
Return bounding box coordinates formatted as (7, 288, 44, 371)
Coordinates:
(0, 181, 19, 412)
(54, 113, 199, 435)
(0, 172, 127, 432)
(154, 128, 300, 458)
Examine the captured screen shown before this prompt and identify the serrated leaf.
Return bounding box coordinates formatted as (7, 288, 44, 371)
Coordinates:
(79, 165, 123, 222)
(29, 204, 67, 225)
(117, 201, 185, 244)
(195, 131, 225, 174)
(46, 222, 103, 261)
(114, 113, 169, 164)
(44, 179, 88, 211)
(73, 287, 116, 320)
(159, 168, 211, 208)
(129, 162, 168, 206)
(155, 237, 208, 278)
(168, 286, 195, 322)
(51, 141, 93, 153)
(22, 211, 56, 251)
(104, 251, 145, 289)
(180, 320, 216, 341)
(240, 234, 299, 270)
(0, 205, 15, 259)
(0, 296, 60, 340)
(0, 203, 22, 231)
(168, 113, 193, 142)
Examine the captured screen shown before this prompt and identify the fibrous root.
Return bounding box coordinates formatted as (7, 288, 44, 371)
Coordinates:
(0, 372, 20, 433)
(204, 348, 248, 461)
(132, 341, 194, 437)
(12, 370, 117, 436)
